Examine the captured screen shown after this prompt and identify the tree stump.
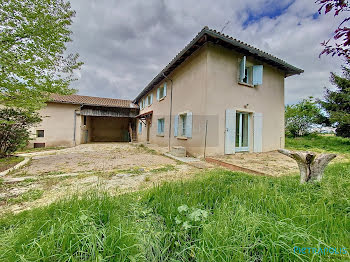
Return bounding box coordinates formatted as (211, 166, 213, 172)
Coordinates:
(278, 149, 336, 183)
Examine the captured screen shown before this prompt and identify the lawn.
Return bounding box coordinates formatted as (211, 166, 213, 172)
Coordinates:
(0, 136, 349, 261)
(0, 156, 24, 172)
(286, 134, 350, 154)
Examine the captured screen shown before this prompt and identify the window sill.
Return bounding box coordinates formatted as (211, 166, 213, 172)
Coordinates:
(158, 96, 165, 101)
(177, 136, 188, 140)
(157, 134, 164, 137)
(238, 82, 254, 88)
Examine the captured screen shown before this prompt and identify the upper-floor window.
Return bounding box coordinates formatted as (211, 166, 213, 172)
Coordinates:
(239, 56, 263, 86)
(147, 94, 153, 106)
(138, 121, 142, 133)
(157, 83, 167, 101)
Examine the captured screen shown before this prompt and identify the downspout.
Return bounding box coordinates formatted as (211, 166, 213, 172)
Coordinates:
(162, 73, 173, 152)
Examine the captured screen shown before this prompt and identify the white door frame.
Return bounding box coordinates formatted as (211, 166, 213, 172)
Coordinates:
(235, 112, 250, 152)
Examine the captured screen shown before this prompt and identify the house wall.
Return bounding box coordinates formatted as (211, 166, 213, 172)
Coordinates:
(137, 43, 285, 156)
(29, 102, 81, 148)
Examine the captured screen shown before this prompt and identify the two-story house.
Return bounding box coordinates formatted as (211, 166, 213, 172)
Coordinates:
(134, 27, 303, 156)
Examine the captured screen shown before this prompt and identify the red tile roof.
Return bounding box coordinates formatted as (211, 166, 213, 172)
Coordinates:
(50, 94, 138, 109)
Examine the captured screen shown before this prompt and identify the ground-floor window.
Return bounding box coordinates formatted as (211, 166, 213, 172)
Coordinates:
(138, 122, 142, 133)
(157, 118, 165, 135)
(179, 113, 187, 136)
(36, 130, 44, 137)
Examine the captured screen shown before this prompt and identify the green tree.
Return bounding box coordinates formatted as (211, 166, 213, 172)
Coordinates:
(0, 0, 83, 110)
(319, 64, 350, 137)
(285, 98, 323, 137)
(0, 108, 41, 157)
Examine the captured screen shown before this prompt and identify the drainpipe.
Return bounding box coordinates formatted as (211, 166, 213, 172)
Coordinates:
(73, 105, 83, 146)
(162, 73, 173, 152)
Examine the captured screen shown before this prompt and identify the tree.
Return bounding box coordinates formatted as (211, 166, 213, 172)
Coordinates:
(319, 64, 350, 137)
(0, 108, 41, 157)
(285, 98, 323, 137)
(316, 0, 350, 58)
(0, 0, 83, 111)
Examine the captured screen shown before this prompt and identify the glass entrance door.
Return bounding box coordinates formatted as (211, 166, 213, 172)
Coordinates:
(235, 112, 250, 152)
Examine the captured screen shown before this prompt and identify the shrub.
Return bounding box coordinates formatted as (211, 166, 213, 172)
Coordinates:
(0, 108, 40, 157)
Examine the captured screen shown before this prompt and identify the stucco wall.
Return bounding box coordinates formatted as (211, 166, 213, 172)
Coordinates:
(29, 103, 81, 148)
(137, 43, 286, 156)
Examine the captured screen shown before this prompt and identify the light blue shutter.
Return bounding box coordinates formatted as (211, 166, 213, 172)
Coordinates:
(185, 112, 192, 138)
(164, 83, 167, 97)
(157, 119, 161, 134)
(225, 109, 236, 154)
(253, 113, 263, 152)
(253, 65, 263, 85)
(157, 88, 160, 101)
(150, 94, 153, 105)
(139, 122, 142, 133)
(239, 56, 246, 82)
(174, 115, 179, 137)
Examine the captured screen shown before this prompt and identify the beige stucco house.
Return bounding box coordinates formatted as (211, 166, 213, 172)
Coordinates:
(134, 27, 303, 156)
(30, 27, 303, 157)
(29, 94, 138, 148)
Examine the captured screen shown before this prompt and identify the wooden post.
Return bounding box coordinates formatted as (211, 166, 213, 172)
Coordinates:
(278, 149, 336, 183)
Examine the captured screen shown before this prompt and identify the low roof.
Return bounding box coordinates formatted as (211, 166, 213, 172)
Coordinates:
(134, 26, 304, 103)
(50, 94, 138, 109)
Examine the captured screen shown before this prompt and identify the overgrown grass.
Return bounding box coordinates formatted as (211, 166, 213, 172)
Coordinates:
(0, 156, 24, 172)
(16, 146, 66, 154)
(150, 164, 176, 173)
(0, 162, 349, 261)
(7, 189, 43, 204)
(286, 134, 350, 154)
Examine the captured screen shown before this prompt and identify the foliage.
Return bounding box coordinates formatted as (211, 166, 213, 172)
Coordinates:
(0, 108, 40, 157)
(0, 0, 83, 110)
(316, 0, 350, 58)
(0, 159, 349, 261)
(286, 133, 350, 154)
(285, 98, 323, 137)
(319, 64, 350, 137)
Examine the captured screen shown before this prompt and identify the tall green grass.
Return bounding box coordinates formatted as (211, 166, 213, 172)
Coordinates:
(286, 134, 350, 154)
(0, 162, 349, 261)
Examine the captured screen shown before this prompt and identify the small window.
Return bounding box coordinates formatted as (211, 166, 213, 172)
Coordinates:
(83, 116, 87, 126)
(239, 56, 263, 86)
(157, 118, 165, 135)
(147, 94, 153, 106)
(34, 143, 45, 148)
(179, 114, 187, 137)
(138, 122, 142, 133)
(36, 130, 44, 138)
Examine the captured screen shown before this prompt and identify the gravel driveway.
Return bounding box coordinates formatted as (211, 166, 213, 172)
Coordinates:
(1, 143, 197, 215)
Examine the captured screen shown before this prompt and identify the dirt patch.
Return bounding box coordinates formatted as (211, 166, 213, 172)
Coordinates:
(0, 156, 25, 172)
(0, 143, 199, 215)
(213, 150, 348, 177)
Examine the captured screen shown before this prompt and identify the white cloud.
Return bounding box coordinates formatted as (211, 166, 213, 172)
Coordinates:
(66, 0, 346, 104)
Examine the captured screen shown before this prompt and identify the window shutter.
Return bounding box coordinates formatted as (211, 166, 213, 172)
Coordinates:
(157, 119, 161, 134)
(225, 109, 236, 154)
(174, 115, 179, 137)
(185, 112, 192, 138)
(253, 113, 263, 152)
(139, 122, 142, 133)
(150, 94, 153, 105)
(253, 65, 263, 85)
(157, 88, 160, 101)
(164, 83, 167, 97)
(239, 56, 246, 82)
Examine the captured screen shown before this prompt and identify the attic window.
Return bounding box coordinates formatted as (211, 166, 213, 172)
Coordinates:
(239, 56, 263, 86)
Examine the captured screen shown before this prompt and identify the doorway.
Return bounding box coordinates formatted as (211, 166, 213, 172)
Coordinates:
(235, 112, 250, 152)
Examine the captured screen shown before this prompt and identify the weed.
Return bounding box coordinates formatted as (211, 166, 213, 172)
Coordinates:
(150, 165, 176, 173)
(8, 189, 43, 204)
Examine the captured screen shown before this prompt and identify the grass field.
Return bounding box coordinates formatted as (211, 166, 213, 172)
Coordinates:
(0, 156, 24, 172)
(0, 135, 349, 261)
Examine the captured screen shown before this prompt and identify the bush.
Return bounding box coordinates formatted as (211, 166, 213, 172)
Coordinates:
(0, 108, 40, 157)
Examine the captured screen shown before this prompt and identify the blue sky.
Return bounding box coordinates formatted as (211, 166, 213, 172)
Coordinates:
(67, 0, 346, 104)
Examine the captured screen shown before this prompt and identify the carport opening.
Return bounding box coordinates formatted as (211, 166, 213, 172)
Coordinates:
(90, 116, 130, 142)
